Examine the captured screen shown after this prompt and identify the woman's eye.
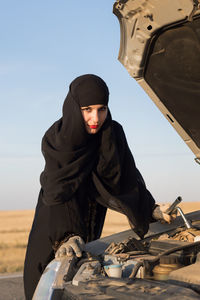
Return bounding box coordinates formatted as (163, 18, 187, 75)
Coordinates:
(81, 107, 91, 112)
(99, 106, 107, 111)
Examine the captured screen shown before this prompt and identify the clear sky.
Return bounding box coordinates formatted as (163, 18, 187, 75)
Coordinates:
(1, 1, 199, 210)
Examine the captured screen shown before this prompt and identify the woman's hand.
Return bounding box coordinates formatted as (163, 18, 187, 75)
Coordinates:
(55, 236, 85, 258)
(152, 204, 177, 224)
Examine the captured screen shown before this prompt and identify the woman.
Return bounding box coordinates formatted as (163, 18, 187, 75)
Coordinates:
(24, 74, 172, 299)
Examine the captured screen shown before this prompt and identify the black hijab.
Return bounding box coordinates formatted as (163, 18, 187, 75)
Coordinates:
(40, 74, 155, 238)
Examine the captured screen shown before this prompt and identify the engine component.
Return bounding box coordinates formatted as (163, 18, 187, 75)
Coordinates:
(149, 239, 200, 265)
(104, 264, 123, 278)
(104, 236, 147, 254)
(72, 261, 102, 286)
(152, 255, 182, 281)
(168, 253, 200, 293)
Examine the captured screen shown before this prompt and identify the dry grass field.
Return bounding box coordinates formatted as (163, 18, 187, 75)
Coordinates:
(0, 202, 200, 274)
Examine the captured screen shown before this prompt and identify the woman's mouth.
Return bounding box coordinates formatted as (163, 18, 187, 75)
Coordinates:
(89, 125, 99, 129)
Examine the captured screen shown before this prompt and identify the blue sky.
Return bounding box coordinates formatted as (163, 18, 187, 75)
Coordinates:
(1, 1, 199, 210)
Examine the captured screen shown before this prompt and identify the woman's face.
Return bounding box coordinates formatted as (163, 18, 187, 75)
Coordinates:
(81, 104, 108, 134)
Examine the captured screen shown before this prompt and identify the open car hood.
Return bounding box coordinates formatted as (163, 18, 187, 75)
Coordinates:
(113, 0, 200, 164)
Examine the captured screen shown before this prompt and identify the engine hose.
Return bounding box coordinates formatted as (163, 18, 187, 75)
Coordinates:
(151, 240, 200, 263)
(129, 261, 144, 279)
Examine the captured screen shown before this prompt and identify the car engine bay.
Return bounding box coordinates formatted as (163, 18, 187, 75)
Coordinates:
(33, 209, 200, 299)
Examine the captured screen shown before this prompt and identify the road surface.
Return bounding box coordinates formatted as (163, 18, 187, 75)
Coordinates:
(0, 273, 25, 300)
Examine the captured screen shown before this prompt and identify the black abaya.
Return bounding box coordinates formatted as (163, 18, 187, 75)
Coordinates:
(24, 75, 155, 299)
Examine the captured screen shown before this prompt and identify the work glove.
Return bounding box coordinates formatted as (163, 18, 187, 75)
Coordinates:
(55, 236, 85, 258)
(152, 204, 177, 224)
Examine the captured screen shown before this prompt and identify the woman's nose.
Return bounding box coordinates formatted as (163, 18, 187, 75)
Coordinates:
(91, 110, 99, 123)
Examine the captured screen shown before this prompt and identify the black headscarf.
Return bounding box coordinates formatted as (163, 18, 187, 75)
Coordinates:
(40, 74, 155, 239)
